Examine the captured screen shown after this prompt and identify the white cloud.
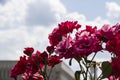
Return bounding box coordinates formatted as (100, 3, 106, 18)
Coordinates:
(0, 26, 52, 60)
(0, 0, 67, 60)
(25, 0, 66, 26)
(84, 17, 110, 28)
(59, 12, 86, 22)
(0, 0, 28, 28)
(106, 2, 120, 23)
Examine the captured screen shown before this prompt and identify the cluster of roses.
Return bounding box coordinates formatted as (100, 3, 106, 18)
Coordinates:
(49, 21, 120, 80)
(11, 21, 120, 80)
(10, 47, 61, 80)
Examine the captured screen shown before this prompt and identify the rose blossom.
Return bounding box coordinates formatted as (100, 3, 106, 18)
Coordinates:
(48, 21, 81, 46)
(73, 35, 101, 57)
(106, 34, 120, 57)
(10, 56, 27, 80)
(48, 28, 62, 46)
(27, 51, 48, 74)
(23, 47, 34, 56)
(55, 36, 74, 58)
(96, 24, 114, 42)
(72, 27, 102, 57)
(58, 21, 81, 34)
(109, 57, 120, 79)
(48, 55, 62, 67)
(46, 46, 54, 54)
(27, 51, 42, 74)
(85, 25, 97, 34)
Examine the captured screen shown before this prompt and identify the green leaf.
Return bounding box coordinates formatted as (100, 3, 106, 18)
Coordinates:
(69, 58, 73, 66)
(101, 61, 112, 79)
(75, 71, 81, 80)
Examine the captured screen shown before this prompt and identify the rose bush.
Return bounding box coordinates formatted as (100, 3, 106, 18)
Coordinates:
(11, 21, 120, 80)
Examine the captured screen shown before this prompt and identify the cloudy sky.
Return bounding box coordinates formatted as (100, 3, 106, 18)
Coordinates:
(0, 0, 120, 71)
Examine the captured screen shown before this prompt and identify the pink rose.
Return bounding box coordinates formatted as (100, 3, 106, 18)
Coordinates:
(96, 24, 114, 42)
(55, 36, 74, 58)
(22, 72, 44, 80)
(73, 29, 102, 57)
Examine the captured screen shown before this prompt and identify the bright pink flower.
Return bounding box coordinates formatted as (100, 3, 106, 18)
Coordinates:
(73, 33, 102, 57)
(73, 36, 92, 57)
(10, 56, 27, 80)
(22, 72, 44, 80)
(75, 25, 97, 38)
(48, 55, 62, 67)
(55, 36, 74, 58)
(108, 76, 114, 80)
(23, 47, 34, 56)
(96, 24, 114, 42)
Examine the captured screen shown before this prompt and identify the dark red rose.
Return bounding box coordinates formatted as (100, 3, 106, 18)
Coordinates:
(46, 46, 54, 54)
(10, 56, 27, 80)
(86, 25, 97, 34)
(48, 55, 62, 67)
(23, 47, 34, 56)
(48, 28, 62, 46)
(48, 21, 81, 46)
(106, 34, 120, 57)
(110, 57, 120, 79)
(112, 24, 120, 35)
(58, 21, 81, 34)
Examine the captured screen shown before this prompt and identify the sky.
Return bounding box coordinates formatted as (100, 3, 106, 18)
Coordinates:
(0, 0, 120, 71)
